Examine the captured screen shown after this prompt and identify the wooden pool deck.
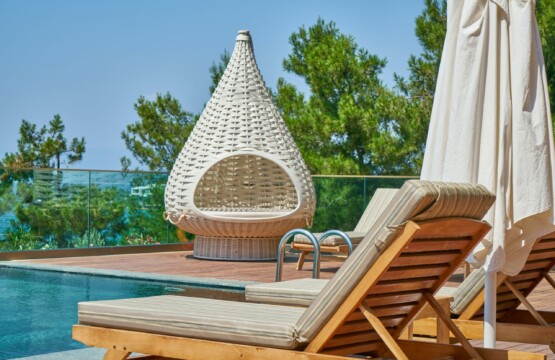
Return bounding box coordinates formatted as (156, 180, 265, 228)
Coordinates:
(17, 251, 555, 359)
(19, 250, 344, 283)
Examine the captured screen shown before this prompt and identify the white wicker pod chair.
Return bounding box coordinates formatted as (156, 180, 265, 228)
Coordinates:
(165, 30, 316, 261)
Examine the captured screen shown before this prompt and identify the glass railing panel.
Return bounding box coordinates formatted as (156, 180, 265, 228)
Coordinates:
(311, 176, 414, 233)
(0, 168, 90, 250)
(113, 171, 178, 246)
(311, 176, 365, 233)
(1, 168, 28, 250)
(0, 167, 417, 252)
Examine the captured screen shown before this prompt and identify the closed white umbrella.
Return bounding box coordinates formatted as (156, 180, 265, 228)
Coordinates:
(421, 0, 555, 347)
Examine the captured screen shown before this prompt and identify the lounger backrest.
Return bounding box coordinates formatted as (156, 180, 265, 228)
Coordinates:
(353, 188, 399, 233)
(453, 232, 555, 319)
(295, 180, 495, 351)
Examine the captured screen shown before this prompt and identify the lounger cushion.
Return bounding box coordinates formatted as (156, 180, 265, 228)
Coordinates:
(451, 267, 486, 315)
(78, 295, 305, 349)
(245, 279, 329, 306)
(353, 188, 399, 232)
(246, 279, 460, 307)
(293, 231, 366, 246)
(295, 180, 495, 343)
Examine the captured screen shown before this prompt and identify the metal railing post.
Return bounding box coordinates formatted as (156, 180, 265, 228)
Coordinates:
(87, 170, 91, 247)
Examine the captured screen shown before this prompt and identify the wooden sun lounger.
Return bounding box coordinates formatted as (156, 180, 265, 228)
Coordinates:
(413, 232, 555, 352)
(72, 181, 546, 359)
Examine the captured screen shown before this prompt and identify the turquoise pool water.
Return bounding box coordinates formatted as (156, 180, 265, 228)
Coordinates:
(0, 267, 242, 359)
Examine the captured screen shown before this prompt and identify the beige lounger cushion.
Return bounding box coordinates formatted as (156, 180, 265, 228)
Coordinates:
(79, 295, 305, 349)
(295, 180, 495, 343)
(245, 279, 329, 306)
(293, 231, 366, 246)
(293, 188, 398, 246)
(437, 285, 458, 298)
(451, 267, 486, 315)
(246, 281, 461, 307)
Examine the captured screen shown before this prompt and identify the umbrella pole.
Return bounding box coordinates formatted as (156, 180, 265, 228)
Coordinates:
(484, 271, 497, 348)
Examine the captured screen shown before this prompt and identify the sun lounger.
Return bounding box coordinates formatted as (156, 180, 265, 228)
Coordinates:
(412, 232, 555, 352)
(292, 188, 398, 270)
(73, 180, 545, 359)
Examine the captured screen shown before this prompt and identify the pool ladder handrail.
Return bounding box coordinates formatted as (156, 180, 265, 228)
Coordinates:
(318, 229, 354, 254)
(275, 229, 354, 282)
(276, 229, 319, 282)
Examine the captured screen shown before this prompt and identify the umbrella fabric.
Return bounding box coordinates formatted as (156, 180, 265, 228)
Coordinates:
(421, 0, 555, 275)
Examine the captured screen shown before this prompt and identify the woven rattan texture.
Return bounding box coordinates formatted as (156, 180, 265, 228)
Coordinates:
(164, 31, 315, 259)
(193, 236, 281, 260)
(194, 155, 298, 211)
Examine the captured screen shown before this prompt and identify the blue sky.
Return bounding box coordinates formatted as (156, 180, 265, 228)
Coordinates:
(0, 0, 426, 170)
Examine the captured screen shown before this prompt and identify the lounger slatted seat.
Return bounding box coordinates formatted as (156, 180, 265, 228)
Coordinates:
(292, 188, 398, 270)
(73, 181, 545, 359)
(412, 232, 555, 352)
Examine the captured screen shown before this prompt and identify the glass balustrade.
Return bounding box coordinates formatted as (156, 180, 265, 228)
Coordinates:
(0, 167, 415, 252)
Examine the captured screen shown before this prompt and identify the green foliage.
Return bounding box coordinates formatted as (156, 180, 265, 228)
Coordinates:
(0, 169, 181, 251)
(1, 226, 40, 251)
(537, 0, 555, 123)
(0, 224, 59, 251)
(120, 156, 132, 172)
(2, 115, 86, 169)
(125, 174, 179, 244)
(0, 182, 15, 216)
(311, 178, 365, 232)
(123, 49, 231, 172)
(392, 0, 447, 173)
(311, 177, 409, 232)
(276, 19, 412, 175)
(122, 233, 159, 246)
(9, 174, 126, 248)
(393, 0, 555, 169)
(121, 93, 198, 171)
(69, 229, 106, 248)
(209, 49, 230, 94)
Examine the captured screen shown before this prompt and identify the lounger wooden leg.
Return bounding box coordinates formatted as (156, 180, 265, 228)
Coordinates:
(103, 349, 131, 360)
(296, 251, 307, 270)
(399, 324, 414, 340)
(503, 279, 549, 326)
(505, 280, 555, 353)
(436, 321, 450, 344)
(543, 271, 555, 290)
(464, 261, 471, 278)
(359, 303, 409, 360)
(542, 275, 555, 354)
(423, 292, 483, 360)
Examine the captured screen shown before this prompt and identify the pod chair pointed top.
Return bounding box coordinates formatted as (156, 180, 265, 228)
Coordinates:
(165, 30, 316, 260)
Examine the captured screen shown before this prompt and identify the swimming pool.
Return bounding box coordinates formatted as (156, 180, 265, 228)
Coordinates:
(0, 266, 244, 359)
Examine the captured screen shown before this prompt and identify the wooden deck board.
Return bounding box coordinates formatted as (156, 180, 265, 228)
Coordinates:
(18, 250, 343, 282)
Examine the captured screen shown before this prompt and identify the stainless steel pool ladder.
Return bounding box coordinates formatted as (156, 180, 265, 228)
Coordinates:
(275, 229, 354, 281)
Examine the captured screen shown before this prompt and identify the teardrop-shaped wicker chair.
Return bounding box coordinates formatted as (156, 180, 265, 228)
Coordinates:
(165, 30, 316, 261)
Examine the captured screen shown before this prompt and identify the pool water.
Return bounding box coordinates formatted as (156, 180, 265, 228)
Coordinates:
(0, 267, 243, 359)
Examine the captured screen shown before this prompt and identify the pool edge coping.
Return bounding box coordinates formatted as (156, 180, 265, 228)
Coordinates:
(0, 261, 257, 291)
